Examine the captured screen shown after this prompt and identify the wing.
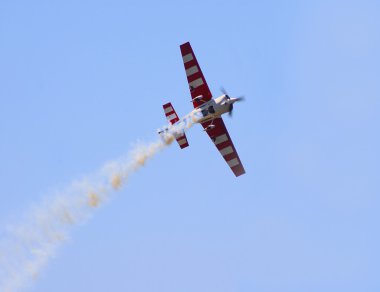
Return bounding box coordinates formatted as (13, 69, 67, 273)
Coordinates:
(202, 118, 245, 177)
(180, 42, 213, 108)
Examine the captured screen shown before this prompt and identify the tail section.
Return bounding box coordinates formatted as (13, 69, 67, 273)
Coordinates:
(162, 102, 189, 149)
(163, 102, 179, 124)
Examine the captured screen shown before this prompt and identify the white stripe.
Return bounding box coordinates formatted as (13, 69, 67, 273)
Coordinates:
(214, 134, 228, 145)
(227, 158, 239, 168)
(177, 138, 187, 146)
(189, 78, 204, 89)
(167, 113, 177, 121)
(182, 53, 193, 63)
(186, 66, 199, 77)
(164, 106, 173, 114)
(220, 146, 233, 156)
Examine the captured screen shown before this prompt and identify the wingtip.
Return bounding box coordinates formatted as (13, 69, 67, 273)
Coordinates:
(180, 41, 191, 48)
(235, 171, 246, 177)
(234, 167, 246, 177)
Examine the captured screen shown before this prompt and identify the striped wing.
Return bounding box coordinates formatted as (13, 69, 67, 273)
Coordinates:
(180, 42, 212, 108)
(202, 118, 245, 177)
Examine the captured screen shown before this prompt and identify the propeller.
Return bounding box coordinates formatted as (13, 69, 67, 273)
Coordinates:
(234, 96, 245, 103)
(228, 103, 234, 116)
(220, 86, 230, 100)
(220, 87, 245, 117)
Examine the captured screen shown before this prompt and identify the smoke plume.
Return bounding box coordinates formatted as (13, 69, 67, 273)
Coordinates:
(0, 121, 190, 292)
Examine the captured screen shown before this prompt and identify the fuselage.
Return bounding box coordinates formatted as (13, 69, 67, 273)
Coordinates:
(189, 95, 231, 123)
(159, 95, 236, 136)
(177, 94, 235, 127)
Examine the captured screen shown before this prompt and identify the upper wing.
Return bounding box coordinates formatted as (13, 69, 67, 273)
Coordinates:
(202, 118, 245, 177)
(180, 42, 213, 108)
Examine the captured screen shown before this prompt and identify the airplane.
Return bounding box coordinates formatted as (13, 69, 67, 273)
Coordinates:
(159, 42, 246, 177)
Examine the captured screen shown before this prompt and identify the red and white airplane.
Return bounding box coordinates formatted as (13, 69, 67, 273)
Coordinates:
(159, 42, 245, 177)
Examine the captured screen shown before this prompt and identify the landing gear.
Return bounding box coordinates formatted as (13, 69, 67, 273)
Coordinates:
(203, 119, 216, 132)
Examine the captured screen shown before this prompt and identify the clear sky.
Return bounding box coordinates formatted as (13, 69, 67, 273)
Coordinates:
(0, 0, 379, 291)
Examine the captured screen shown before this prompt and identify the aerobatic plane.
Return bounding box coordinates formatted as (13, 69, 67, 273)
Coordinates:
(159, 42, 245, 177)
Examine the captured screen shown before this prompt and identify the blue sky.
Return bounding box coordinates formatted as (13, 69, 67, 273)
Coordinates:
(0, 0, 379, 291)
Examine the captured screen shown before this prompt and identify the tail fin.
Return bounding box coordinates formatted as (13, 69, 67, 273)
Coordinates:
(162, 102, 189, 149)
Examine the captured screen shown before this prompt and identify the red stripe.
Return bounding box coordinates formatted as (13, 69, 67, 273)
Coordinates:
(187, 73, 203, 83)
(180, 42, 192, 55)
(215, 140, 230, 151)
(165, 110, 175, 117)
(231, 164, 245, 176)
(224, 152, 237, 162)
(184, 59, 197, 69)
(190, 87, 206, 104)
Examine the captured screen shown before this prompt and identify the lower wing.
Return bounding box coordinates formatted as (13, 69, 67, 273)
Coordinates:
(201, 118, 245, 177)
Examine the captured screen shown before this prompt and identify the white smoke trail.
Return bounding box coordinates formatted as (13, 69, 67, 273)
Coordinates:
(0, 120, 191, 292)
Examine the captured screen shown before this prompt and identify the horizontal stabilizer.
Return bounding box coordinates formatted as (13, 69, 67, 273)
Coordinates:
(162, 102, 189, 149)
(175, 133, 189, 149)
(163, 102, 179, 124)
